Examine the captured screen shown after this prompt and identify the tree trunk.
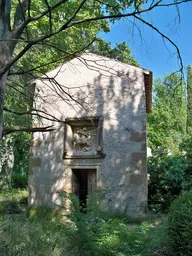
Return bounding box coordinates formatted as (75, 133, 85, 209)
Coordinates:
(0, 32, 12, 138)
(0, 73, 8, 139)
(0, 138, 14, 190)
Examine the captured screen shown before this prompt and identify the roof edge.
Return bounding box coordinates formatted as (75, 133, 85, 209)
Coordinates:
(80, 52, 152, 73)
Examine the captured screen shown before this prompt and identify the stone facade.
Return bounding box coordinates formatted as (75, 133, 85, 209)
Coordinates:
(28, 53, 152, 216)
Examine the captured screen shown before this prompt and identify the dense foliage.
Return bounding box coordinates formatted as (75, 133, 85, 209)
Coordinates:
(147, 72, 192, 212)
(187, 65, 192, 134)
(11, 0, 140, 76)
(0, 189, 28, 215)
(168, 191, 192, 256)
(148, 155, 192, 212)
(147, 73, 187, 154)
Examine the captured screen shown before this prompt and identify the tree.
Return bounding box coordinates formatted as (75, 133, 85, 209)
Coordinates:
(147, 73, 187, 154)
(0, 0, 189, 140)
(0, 73, 32, 190)
(187, 65, 192, 134)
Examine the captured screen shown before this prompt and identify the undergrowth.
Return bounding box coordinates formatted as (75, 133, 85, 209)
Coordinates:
(0, 190, 169, 256)
(0, 189, 28, 215)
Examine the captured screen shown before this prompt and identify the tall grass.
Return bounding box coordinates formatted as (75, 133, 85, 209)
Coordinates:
(0, 215, 74, 256)
(0, 191, 169, 256)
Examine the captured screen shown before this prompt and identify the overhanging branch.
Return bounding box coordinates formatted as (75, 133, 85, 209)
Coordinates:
(3, 125, 55, 136)
(3, 106, 64, 123)
(133, 14, 184, 77)
(1, 0, 190, 77)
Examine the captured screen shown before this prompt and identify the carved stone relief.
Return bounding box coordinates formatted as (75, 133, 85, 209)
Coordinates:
(63, 117, 104, 158)
(73, 127, 95, 152)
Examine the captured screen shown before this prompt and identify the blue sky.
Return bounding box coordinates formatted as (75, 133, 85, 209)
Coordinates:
(100, 1, 192, 79)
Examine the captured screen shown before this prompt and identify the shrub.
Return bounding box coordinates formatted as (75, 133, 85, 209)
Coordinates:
(27, 206, 54, 220)
(180, 134, 192, 157)
(148, 155, 191, 212)
(64, 193, 150, 256)
(12, 172, 28, 189)
(168, 191, 192, 256)
(0, 189, 28, 215)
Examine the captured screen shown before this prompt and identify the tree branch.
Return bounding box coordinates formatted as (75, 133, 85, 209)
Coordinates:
(13, 0, 28, 29)
(13, 0, 69, 37)
(44, 0, 53, 33)
(3, 106, 65, 123)
(133, 14, 184, 77)
(3, 125, 55, 136)
(0, 0, 190, 76)
(0, 0, 11, 33)
(8, 37, 98, 76)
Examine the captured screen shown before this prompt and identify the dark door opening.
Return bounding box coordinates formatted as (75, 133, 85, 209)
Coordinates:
(72, 169, 96, 209)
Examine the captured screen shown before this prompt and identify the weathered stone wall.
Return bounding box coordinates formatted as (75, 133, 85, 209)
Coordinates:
(29, 54, 148, 215)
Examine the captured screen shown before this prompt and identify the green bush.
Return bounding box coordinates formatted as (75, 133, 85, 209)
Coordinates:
(0, 189, 28, 215)
(168, 191, 192, 256)
(12, 172, 28, 189)
(27, 206, 54, 220)
(148, 155, 191, 212)
(180, 134, 192, 157)
(63, 193, 151, 256)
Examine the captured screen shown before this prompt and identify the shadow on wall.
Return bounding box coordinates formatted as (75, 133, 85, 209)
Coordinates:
(29, 61, 148, 216)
